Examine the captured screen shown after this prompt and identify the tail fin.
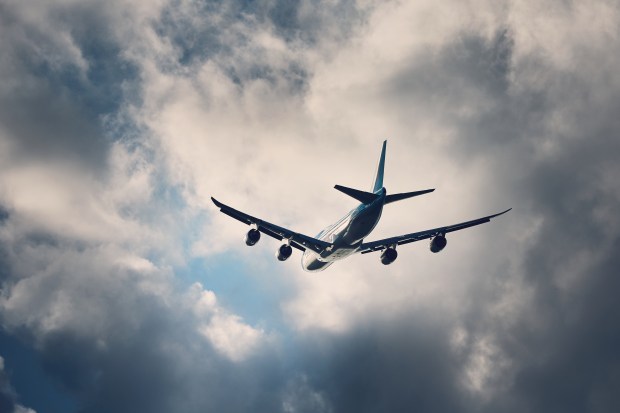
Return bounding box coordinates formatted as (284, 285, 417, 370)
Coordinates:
(371, 140, 387, 193)
(334, 185, 380, 204)
(384, 188, 435, 204)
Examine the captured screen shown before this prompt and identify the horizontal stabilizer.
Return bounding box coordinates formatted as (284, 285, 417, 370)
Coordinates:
(384, 188, 435, 204)
(334, 185, 381, 204)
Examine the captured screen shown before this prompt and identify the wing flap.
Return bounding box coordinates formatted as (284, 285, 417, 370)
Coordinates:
(212, 197, 331, 254)
(358, 208, 511, 254)
(220, 207, 253, 225)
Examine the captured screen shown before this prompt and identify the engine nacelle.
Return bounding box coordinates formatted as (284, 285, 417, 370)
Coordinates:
(276, 244, 293, 261)
(430, 235, 447, 253)
(380, 247, 398, 265)
(245, 229, 261, 246)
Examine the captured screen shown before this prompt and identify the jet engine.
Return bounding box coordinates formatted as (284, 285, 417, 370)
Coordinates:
(245, 229, 261, 246)
(380, 247, 398, 265)
(276, 244, 293, 261)
(430, 235, 447, 253)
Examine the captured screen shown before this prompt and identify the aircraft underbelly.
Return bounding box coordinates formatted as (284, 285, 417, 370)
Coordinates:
(301, 251, 333, 272)
(302, 246, 357, 271)
(302, 192, 384, 272)
(344, 204, 383, 244)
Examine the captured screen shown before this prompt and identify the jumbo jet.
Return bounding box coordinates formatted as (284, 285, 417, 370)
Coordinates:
(212, 141, 510, 272)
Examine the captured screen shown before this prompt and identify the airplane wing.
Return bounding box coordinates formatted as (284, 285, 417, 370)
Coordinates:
(211, 197, 331, 254)
(357, 208, 512, 254)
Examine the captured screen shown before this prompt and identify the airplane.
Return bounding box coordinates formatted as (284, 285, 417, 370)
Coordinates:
(211, 140, 511, 272)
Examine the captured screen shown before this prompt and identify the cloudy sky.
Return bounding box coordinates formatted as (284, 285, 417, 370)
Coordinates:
(1, 0, 619, 412)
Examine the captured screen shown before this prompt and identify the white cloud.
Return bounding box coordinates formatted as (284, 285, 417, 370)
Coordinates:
(1, 0, 619, 411)
(188, 282, 267, 362)
(97, 0, 524, 338)
(199, 314, 265, 362)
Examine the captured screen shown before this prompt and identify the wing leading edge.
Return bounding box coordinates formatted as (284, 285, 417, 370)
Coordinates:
(358, 208, 512, 254)
(211, 197, 331, 254)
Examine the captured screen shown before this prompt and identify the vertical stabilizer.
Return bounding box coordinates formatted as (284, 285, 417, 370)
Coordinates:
(371, 140, 387, 193)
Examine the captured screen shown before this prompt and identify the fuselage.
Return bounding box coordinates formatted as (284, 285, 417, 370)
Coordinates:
(301, 188, 386, 272)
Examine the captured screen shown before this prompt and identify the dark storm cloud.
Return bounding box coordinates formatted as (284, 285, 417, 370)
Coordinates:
(491, 98, 620, 411)
(0, 207, 7, 224)
(383, 29, 528, 150)
(271, 22, 620, 412)
(378, 24, 620, 412)
(0, 1, 308, 410)
(32, 305, 288, 413)
(495, 243, 620, 412)
(428, 27, 620, 413)
(154, 0, 365, 93)
(36, 308, 187, 413)
(1, 2, 620, 413)
(0, 84, 109, 170)
(296, 313, 471, 413)
(263, 0, 366, 44)
(0, 2, 139, 171)
(0, 238, 286, 413)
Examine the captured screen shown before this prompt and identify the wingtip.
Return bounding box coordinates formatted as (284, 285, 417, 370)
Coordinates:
(485, 207, 512, 220)
(211, 197, 222, 207)
(496, 207, 512, 217)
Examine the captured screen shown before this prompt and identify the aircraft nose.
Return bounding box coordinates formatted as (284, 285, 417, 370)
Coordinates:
(304, 260, 325, 272)
(302, 251, 328, 272)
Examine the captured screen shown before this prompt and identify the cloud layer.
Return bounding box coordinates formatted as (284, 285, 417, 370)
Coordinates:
(1, 0, 619, 412)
